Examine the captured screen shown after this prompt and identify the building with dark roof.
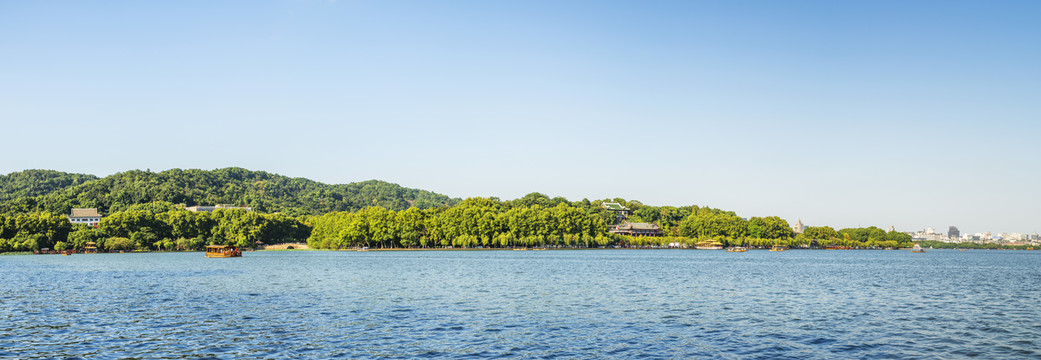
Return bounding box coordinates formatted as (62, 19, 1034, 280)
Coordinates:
(609, 222, 663, 237)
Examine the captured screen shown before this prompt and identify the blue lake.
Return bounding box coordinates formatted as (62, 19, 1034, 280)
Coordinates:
(2, 249, 1039, 359)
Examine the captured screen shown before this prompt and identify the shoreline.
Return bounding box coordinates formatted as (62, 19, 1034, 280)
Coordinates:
(12, 247, 1038, 255)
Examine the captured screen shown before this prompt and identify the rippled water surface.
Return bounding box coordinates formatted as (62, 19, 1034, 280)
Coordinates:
(2, 250, 1040, 359)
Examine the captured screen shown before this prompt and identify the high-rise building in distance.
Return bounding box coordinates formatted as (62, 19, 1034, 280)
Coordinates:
(949, 226, 960, 240)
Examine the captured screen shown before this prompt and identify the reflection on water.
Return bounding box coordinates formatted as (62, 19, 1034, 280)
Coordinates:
(1, 250, 1039, 359)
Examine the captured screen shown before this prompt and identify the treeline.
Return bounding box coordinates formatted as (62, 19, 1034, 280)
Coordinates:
(669, 209, 913, 248)
(0, 179, 918, 252)
(0, 202, 310, 252)
(821, 226, 913, 248)
(308, 198, 613, 249)
(917, 240, 1035, 250)
(306, 196, 913, 249)
(305, 195, 754, 249)
(0, 168, 460, 216)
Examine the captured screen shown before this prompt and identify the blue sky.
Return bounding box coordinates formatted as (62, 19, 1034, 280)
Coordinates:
(1, 1, 1039, 234)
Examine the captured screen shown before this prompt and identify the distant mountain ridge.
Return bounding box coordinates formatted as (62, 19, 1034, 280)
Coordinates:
(0, 168, 460, 216)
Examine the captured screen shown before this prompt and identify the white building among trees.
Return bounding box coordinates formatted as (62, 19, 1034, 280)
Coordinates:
(68, 208, 102, 227)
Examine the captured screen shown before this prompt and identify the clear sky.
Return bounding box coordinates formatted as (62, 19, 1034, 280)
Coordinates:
(1, 1, 1039, 235)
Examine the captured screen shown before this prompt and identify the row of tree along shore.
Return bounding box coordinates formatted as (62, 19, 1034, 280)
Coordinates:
(2, 194, 1002, 254)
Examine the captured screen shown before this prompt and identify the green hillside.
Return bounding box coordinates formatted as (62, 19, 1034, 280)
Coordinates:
(0, 168, 459, 216)
(0, 170, 98, 202)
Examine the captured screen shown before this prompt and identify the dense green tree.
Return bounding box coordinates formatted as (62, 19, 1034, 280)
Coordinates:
(104, 237, 135, 251)
(100, 210, 167, 239)
(0, 212, 71, 250)
(886, 231, 912, 247)
(130, 227, 159, 250)
(679, 211, 748, 239)
(0, 170, 97, 204)
(747, 216, 795, 240)
(157, 210, 216, 240)
(67, 225, 105, 249)
(395, 207, 425, 248)
(838, 227, 888, 245)
(803, 226, 839, 241)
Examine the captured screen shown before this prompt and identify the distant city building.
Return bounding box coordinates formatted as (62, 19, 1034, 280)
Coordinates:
(601, 202, 630, 223)
(68, 208, 102, 227)
(913, 228, 947, 242)
(887, 225, 895, 232)
(1001, 233, 1025, 242)
(948, 226, 960, 240)
(609, 222, 663, 237)
(792, 219, 805, 234)
(184, 204, 253, 213)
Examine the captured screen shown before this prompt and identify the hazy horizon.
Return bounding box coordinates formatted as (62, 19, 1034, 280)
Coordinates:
(2, 1, 1038, 235)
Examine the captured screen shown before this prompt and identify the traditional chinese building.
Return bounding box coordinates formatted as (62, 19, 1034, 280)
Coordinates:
(601, 202, 630, 223)
(609, 222, 663, 237)
(68, 208, 102, 227)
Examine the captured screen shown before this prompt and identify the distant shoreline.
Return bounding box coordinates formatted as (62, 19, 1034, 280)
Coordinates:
(16, 246, 1039, 256)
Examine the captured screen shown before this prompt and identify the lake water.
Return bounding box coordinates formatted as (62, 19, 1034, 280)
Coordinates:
(2, 249, 1039, 359)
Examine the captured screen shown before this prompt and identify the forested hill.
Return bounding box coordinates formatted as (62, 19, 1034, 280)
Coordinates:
(0, 168, 460, 216)
(0, 170, 98, 202)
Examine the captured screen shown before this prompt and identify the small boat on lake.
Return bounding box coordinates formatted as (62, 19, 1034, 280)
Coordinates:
(770, 245, 787, 252)
(726, 247, 747, 252)
(911, 243, 926, 253)
(695, 240, 724, 250)
(205, 245, 242, 258)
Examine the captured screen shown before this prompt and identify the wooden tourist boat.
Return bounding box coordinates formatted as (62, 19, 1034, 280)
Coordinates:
(911, 243, 926, 253)
(725, 247, 747, 252)
(205, 245, 242, 258)
(695, 240, 724, 250)
(770, 245, 787, 252)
